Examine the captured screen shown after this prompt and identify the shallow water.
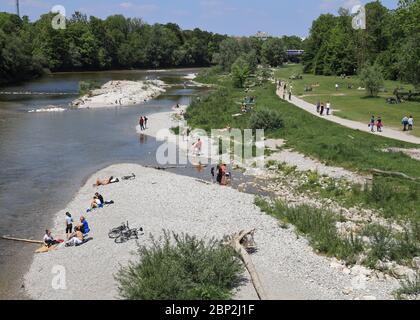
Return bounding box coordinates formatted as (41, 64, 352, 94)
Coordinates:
(0, 68, 264, 299)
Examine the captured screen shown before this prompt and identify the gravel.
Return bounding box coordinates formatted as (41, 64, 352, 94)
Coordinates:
(24, 164, 399, 300)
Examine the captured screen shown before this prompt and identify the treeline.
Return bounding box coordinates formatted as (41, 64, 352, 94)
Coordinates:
(0, 10, 303, 85)
(0, 11, 227, 84)
(302, 0, 420, 88)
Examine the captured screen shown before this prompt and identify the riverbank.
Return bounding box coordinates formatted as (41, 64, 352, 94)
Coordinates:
(24, 163, 398, 300)
(71, 80, 167, 109)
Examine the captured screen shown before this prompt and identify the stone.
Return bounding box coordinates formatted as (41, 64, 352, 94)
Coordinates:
(413, 257, 420, 270)
(342, 287, 353, 295)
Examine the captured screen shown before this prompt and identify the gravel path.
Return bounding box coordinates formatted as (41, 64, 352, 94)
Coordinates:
(276, 89, 420, 145)
(24, 164, 398, 300)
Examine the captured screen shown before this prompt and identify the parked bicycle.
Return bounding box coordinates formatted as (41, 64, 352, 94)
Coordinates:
(108, 221, 144, 244)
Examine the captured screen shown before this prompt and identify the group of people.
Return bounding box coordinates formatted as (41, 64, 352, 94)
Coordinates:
(277, 80, 292, 101)
(402, 116, 415, 132)
(139, 116, 149, 131)
(88, 192, 114, 212)
(211, 164, 231, 186)
(369, 115, 384, 133)
(43, 214, 91, 248)
(316, 101, 332, 116)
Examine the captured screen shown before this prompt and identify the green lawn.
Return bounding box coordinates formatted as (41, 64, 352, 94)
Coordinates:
(187, 68, 420, 222)
(275, 65, 420, 137)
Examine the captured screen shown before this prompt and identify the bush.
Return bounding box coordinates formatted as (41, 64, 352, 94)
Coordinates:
(115, 232, 244, 300)
(359, 63, 384, 97)
(394, 270, 420, 300)
(79, 80, 101, 95)
(249, 108, 283, 131)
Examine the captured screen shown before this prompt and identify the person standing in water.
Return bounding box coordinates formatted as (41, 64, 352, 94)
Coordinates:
(144, 116, 148, 129)
(139, 117, 145, 131)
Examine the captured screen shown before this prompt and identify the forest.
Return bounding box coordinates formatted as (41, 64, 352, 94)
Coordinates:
(0, 10, 302, 85)
(302, 0, 420, 88)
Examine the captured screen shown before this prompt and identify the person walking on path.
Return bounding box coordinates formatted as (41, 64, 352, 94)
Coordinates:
(320, 103, 325, 116)
(408, 116, 414, 131)
(377, 117, 383, 133)
(402, 116, 409, 131)
(370, 116, 376, 132)
(316, 101, 321, 113)
(288, 88, 292, 101)
(326, 101, 331, 116)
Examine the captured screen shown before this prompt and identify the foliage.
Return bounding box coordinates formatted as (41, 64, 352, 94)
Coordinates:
(115, 232, 244, 300)
(394, 270, 420, 300)
(302, 1, 420, 89)
(231, 57, 251, 88)
(359, 63, 385, 96)
(249, 108, 283, 131)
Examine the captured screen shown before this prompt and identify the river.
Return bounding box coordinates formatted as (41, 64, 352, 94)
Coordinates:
(0, 68, 241, 299)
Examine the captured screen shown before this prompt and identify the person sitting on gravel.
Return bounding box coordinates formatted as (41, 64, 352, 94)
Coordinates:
(66, 226, 84, 247)
(43, 230, 60, 247)
(78, 216, 90, 236)
(94, 176, 119, 187)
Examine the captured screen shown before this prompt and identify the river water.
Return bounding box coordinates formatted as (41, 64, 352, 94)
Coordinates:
(0, 68, 260, 299)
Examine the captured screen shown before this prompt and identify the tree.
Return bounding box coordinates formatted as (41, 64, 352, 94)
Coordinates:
(231, 57, 251, 88)
(261, 38, 286, 67)
(359, 64, 384, 96)
(213, 38, 241, 71)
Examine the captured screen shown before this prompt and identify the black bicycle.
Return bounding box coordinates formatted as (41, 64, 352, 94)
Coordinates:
(109, 221, 144, 244)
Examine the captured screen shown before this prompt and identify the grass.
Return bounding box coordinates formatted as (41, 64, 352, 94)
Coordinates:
(255, 198, 364, 265)
(275, 64, 420, 137)
(394, 271, 420, 300)
(115, 232, 244, 300)
(186, 68, 420, 222)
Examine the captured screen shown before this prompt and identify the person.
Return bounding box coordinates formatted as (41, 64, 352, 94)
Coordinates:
(193, 138, 202, 156)
(95, 192, 104, 205)
(377, 117, 383, 133)
(65, 212, 73, 240)
(79, 216, 90, 236)
(66, 226, 84, 247)
(370, 116, 376, 132)
(316, 101, 321, 113)
(220, 164, 228, 186)
(335, 83, 339, 91)
(139, 117, 145, 131)
(402, 116, 409, 131)
(90, 196, 103, 211)
(288, 89, 292, 101)
(94, 176, 119, 187)
(408, 116, 414, 131)
(216, 165, 222, 184)
(326, 101, 331, 116)
(43, 230, 59, 247)
(320, 103, 325, 116)
(211, 167, 215, 183)
(144, 116, 148, 129)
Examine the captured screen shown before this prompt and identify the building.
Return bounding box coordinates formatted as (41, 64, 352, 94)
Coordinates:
(254, 31, 270, 41)
(286, 49, 305, 57)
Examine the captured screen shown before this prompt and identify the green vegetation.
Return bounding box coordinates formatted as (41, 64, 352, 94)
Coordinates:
(394, 271, 420, 300)
(249, 109, 283, 131)
(359, 64, 385, 97)
(116, 232, 244, 300)
(79, 80, 101, 95)
(256, 198, 419, 268)
(187, 68, 419, 222)
(275, 64, 420, 136)
(255, 198, 364, 265)
(302, 1, 420, 89)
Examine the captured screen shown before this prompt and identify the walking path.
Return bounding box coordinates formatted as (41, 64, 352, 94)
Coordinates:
(276, 88, 420, 145)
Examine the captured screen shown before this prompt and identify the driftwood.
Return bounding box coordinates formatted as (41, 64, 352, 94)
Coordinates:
(1, 236, 43, 245)
(371, 169, 420, 182)
(226, 230, 267, 300)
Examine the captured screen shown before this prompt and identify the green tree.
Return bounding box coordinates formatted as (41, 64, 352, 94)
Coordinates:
(231, 57, 251, 88)
(359, 63, 385, 96)
(261, 38, 286, 67)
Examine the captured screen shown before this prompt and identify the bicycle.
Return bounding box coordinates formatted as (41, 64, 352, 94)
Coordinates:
(114, 226, 144, 244)
(108, 221, 130, 239)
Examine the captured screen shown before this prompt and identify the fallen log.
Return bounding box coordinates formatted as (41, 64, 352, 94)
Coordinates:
(227, 230, 267, 300)
(1, 236, 43, 245)
(371, 169, 420, 182)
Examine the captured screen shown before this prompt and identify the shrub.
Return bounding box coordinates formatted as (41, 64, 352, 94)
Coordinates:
(359, 63, 384, 97)
(394, 270, 420, 300)
(249, 108, 283, 131)
(115, 232, 244, 300)
(79, 80, 101, 95)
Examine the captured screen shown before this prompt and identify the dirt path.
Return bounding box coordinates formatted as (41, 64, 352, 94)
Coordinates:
(276, 89, 420, 145)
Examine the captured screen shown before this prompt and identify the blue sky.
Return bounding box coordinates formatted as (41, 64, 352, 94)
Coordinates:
(1, 0, 397, 36)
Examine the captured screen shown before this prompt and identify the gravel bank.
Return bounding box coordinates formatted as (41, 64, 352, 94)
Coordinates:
(24, 164, 398, 300)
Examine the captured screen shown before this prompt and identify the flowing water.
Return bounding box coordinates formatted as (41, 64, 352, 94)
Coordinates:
(0, 68, 231, 299)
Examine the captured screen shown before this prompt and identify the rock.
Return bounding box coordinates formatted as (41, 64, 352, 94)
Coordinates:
(351, 265, 372, 277)
(413, 257, 420, 270)
(342, 268, 351, 275)
(342, 287, 353, 295)
(392, 266, 417, 281)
